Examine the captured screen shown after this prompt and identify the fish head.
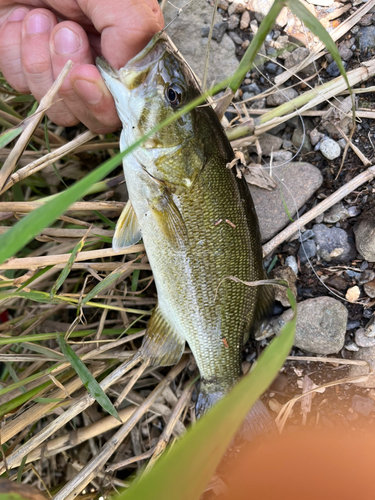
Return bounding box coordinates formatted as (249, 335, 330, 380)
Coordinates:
(97, 33, 208, 189)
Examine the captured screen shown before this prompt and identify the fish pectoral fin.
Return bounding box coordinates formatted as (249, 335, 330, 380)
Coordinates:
(112, 201, 142, 252)
(140, 305, 185, 366)
(148, 193, 188, 249)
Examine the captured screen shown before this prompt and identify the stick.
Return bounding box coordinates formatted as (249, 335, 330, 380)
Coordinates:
(262, 166, 375, 257)
(0, 201, 125, 213)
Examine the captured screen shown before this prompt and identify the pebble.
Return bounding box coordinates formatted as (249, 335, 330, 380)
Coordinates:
(310, 128, 324, 147)
(355, 328, 375, 348)
(345, 286, 360, 303)
(265, 62, 278, 74)
(250, 19, 258, 33)
(228, 0, 246, 15)
(266, 88, 298, 106)
(228, 14, 240, 30)
(292, 128, 312, 153)
(319, 139, 341, 160)
(349, 346, 375, 387)
(347, 320, 361, 330)
(353, 208, 375, 262)
(364, 279, 375, 298)
(228, 31, 243, 45)
(201, 22, 228, 43)
(298, 239, 317, 264)
(242, 83, 261, 95)
(357, 26, 375, 53)
(323, 202, 349, 224)
(250, 163, 323, 242)
(345, 342, 360, 352)
(284, 47, 310, 68)
(312, 224, 356, 263)
(268, 297, 348, 354)
(282, 139, 293, 149)
(249, 132, 282, 156)
(163, 1, 238, 86)
(240, 10, 250, 29)
(269, 150, 293, 163)
(285, 255, 298, 275)
(299, 229, 314, 242)
(271, 265, 297, 307)
(337, 138, 347, 149)
(338, 43, 353, 62)
(359, 270, 375, 285)
(326, 61, 347, 78)
(351, 395, 375, 416)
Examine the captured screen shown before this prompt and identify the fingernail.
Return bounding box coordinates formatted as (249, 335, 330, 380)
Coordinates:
(54, 27, 80, 55)
(8, 8, 28, 22)
(26, 14, 52, 34)
(73, 79, 103, 105)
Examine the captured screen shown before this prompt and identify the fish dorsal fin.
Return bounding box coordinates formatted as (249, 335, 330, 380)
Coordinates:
(244, 271, 275, 344)
(140, 305, 185, 366)
(112, 201, 141, 252)
(148, 192, 188, 249)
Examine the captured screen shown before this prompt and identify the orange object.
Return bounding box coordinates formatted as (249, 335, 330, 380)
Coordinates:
(332, 20, 340, 28)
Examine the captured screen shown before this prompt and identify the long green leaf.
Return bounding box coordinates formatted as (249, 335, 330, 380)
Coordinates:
(0, 126, 23, 149)
(56, 335, 121, 421)
(0, 380, 52, 418)
(50, 237, 85, 296)
(118, 292, 296, 500)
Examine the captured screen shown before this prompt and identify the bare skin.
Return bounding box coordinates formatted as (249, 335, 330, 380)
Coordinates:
(0, 0, 164, 133)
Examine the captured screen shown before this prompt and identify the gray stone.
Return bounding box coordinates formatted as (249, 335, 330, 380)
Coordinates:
(227, 14, 240, 30)
(355, 328, 375, 348)
(266, 88, 298, 106)
(163, 1, 239, 87)
(320, 139, 341, 160)
(326, 61, 347, 78)
(228, 0, 246, 15)
(249, 132, 282, 156)
(242, 83, 261, 95)
(364, 279, 375, 298)
(228, 31, 243, 45)
(358, 270, 375, 285)
(266, 62, 278, 74)
(292, 128, 312, 153)
(358, 26, 375, 53)
(323, 202, 350, 224)
(353, 209, 375, 262)
(269, 150, 293, 163)
(250, 19, 258, 33)
(268, 122, 286, 136)
(298, 239, 317, 263)
(351, 395, 375, 416)
(271, 266, 297, 307)
(250, 163, 323, 243)
(312, 224, 356, 263)
(338, 43, 354, 61)
(285, 255, 298, 275)
(201, 22, 228, 43)
(242, 91, 255, 100)
(268, 297, 348, 354)
(310, 128, 324, 146)
(350, 347, 375, 387)
(284, 47, 310, 68)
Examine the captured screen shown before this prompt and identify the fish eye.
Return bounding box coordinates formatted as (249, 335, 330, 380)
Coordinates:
(166, 85, 182, 107)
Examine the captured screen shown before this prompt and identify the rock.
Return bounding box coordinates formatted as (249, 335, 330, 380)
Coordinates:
(284, 47, 310, 68)
(364, 279, 375, 298)
(266, 88, 298, 106)
(250, 19, 258, 33)
(250, 0, 275, 22)
(320, 139, 341, 160)
(358, 26, 375, 53)
(285, 255, 298, 275)
(271, 266, 297, 307)
(346, 286, 360, 303)
(249, 132, 282, 156)
(313, 224, 356, 263)
(228, 0, 246, 15)
(321, 96, 352, 137)
(201, 22, 228, 43)
(292, 128, 312, 153)
(275, 7, 288, 29)
(242, 83, 261, 95)
(241, 40, 250, 50)
(163, 1, 239, 86)
(338, 43, 353, 61)
(268, 297, 348, 354)
(325, 275, 348, 291)
(347, 320, 361, 330)
(265, 62, 278, 74)
(228, 31, 243, 45)
(360, 13, 374, 27)
(250, 163, 323, 243)
(282, 139, 293, 149)
(349, 346, 375, 387)
(359, 270, 375, 284)
(351, 395, 375, 416)
(310, 128, 324, 146)
(269, 150, 293, 163)
(326, 60, 347, 78)
(353, 209, 375, 262)
(346, 342, 359, 352)
(240, 10, 251, 29)
(323, 202, 350, 224)
(355, 328, 375, 348)
(228, 14, 240, 30)
(298, 239, 317, 264)
(267, 122, 286, 136)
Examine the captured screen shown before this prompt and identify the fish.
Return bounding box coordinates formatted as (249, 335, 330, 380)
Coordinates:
(97, 33, 275, 438)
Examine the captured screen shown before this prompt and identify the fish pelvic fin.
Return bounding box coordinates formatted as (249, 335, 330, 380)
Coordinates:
(140, 305, 185, 366)
(112, 201, 142, 252)
(148, 191, 188, 249)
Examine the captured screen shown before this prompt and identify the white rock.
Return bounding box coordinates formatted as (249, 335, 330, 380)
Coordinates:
(320, 139, 341, 160)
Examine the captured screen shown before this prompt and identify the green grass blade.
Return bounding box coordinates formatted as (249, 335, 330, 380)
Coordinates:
(56, 335, 121, 421)
(0, 380, 52, 418)
(287, 0, 349, 87)
(51, 237, 85, 296)
(118, 294, 296, 500)
(229, 0, 284, 91)
(0, 126, 23, 149)
(17, 266, 53, 291)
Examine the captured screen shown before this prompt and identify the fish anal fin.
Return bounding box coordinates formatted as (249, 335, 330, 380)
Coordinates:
(113, 201, 141, 252)
(149, 192, 188, 249)
(140, 305, 185, 366)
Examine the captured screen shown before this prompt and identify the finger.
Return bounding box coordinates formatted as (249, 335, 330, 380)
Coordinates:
(76, 0, 165, 68)
(0, 7, 31, 93)
(51, 21, 118, 132)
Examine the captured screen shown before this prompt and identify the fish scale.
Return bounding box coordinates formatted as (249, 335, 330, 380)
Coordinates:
(97, 32, 275, 434)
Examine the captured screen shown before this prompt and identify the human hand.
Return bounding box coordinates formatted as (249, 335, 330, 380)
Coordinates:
(0, 1, 164, 133)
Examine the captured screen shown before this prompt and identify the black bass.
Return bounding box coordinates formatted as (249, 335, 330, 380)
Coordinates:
(97, 33, 274, 436)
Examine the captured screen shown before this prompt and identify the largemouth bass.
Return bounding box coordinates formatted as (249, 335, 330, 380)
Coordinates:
(97, 33, 274, 436)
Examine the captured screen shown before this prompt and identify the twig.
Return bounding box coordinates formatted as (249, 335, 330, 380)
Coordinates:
(335, 125, 372, 168)
(0, 200, 125, 214)
(0, 60, 73, 191)
(53, 357, 188, 500)
(114, 360, 150, 408)
(262, 166, 375, 257)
